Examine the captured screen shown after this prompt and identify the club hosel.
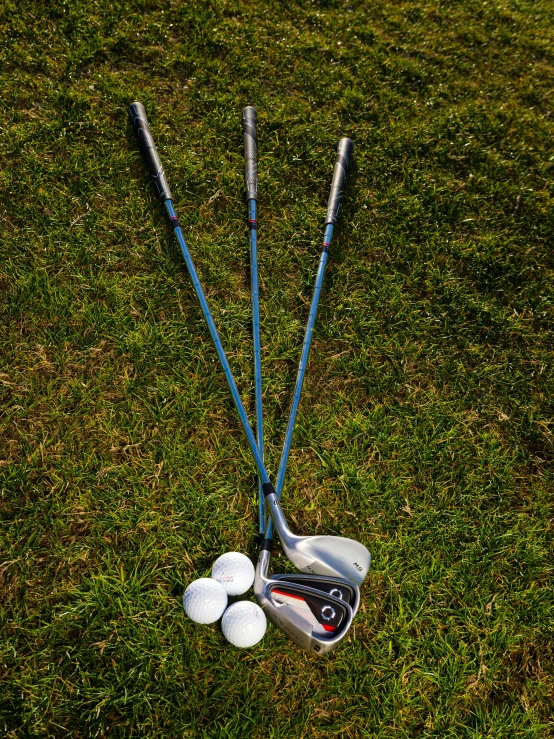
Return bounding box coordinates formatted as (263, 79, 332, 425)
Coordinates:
(262, 484, 294, 544)
(255, 547, 271, 584)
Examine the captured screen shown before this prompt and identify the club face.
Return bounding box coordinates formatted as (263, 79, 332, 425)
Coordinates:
(271, 573, 360, 616)
(256, 580, 354, 655)
(281, 534, 371, 587)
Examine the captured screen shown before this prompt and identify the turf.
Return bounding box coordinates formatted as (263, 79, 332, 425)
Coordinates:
(1, 0, 553, 736)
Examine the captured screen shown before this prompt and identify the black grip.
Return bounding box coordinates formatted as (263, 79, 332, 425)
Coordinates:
(325, 137, 353, 225)
(242, 106, 258, 201)
(128, 101, 173, 202)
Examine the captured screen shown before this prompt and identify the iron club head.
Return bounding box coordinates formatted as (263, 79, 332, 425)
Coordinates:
(254, 548, 355, 655)
(264, 487, 371, 587)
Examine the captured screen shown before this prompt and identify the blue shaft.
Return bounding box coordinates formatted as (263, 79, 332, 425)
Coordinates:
(249, 199, 265, 535)
(165, 200, 270, 485)
(265, 222, 334, 540)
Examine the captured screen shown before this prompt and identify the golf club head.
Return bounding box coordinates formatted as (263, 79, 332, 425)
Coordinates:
(255, 549, 354, 655)
(264, 488, 371, 587)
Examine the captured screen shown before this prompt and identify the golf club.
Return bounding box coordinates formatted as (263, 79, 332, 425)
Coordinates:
(242, 106, 265, 541)
(241, 109, 361, 636)
(254, 544, 355, 654)
(128, 102, 369, 588)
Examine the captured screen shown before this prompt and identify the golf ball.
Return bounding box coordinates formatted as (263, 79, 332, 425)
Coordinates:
(221, 601, 267, 648)
(211, 552, 255, 596)
(183, 578, 228, 624)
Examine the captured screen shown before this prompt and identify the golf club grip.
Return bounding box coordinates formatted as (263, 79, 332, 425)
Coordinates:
(128, 102, 173, 202)
(325, 137, 353, 225)
(242, 106, 258, 201)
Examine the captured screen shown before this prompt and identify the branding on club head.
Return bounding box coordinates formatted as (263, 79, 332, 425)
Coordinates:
(272, 613, 306, 649)
(353, 562, 363, 572)
(313, 644, 321, 652)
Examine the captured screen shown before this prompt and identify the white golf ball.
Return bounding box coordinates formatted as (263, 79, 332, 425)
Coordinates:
(183, 578, 228, 624)
(211, 552, 255, 596)
(221, 601, 267, 648)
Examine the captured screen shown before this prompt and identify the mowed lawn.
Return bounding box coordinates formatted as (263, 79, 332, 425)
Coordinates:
(1, 0, 553, 736)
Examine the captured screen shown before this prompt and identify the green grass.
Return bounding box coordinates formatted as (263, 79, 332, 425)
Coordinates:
(1, 0, 553, 736)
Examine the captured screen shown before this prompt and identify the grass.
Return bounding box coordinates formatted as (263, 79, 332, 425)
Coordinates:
(1, 0, 553, 736)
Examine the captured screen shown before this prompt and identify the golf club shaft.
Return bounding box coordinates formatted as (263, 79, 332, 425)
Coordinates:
(129, 101, 272, 489)
(265, 138, 353, 541)
(242, 106, 265, 536)
(251, 199, 265, 535)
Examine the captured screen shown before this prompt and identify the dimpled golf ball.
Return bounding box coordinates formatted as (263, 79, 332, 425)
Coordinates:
(183, 578, 228, 624)
(221, 601, 267, 648)
(211, 552, 255, 596)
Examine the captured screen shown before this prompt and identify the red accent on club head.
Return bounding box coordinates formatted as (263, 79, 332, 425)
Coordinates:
(322, 624, 337, 632)
(273, 589, 305, 602)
